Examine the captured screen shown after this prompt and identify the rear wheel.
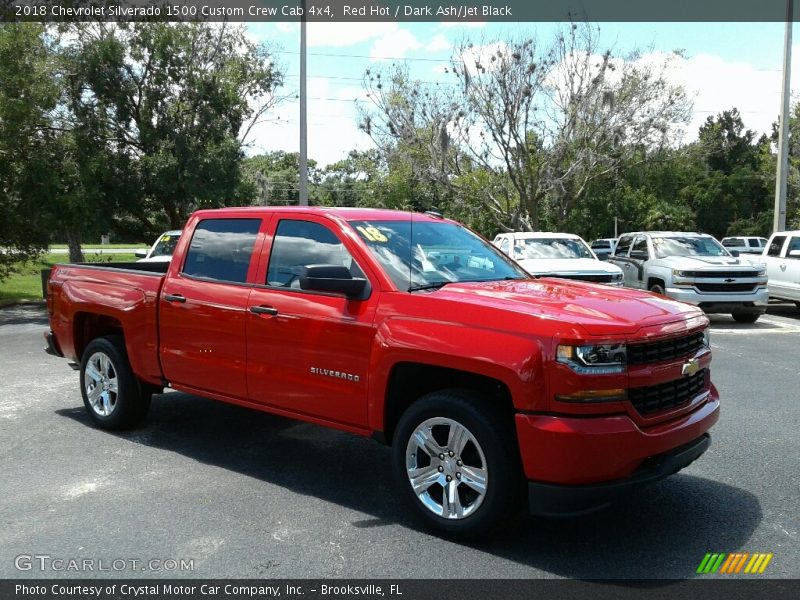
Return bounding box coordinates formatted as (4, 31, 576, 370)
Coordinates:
(392, 390, 522, 539)
(80, 336, 150, 430)
(732, 311, 760, 324)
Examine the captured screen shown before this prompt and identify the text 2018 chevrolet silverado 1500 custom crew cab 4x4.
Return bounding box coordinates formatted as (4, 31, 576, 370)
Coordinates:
(608, 231, 769, 323)
(45, 208, 719, 538)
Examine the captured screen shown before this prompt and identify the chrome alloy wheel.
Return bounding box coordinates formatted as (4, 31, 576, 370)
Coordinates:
(83, 351, 119, 417)
(405, 417, 488, 520)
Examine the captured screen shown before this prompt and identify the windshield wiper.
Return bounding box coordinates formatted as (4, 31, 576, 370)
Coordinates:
(408, 281, 453, 292)
(408, 276, 525, 292)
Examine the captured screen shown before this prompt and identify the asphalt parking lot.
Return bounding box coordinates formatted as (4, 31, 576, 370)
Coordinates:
(0, 303, 798, 579)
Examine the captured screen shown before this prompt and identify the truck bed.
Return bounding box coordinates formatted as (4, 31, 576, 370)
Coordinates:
(46, 261, 167, 384)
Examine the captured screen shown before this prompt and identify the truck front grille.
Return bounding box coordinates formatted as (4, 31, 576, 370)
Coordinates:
(627, 331, 705, 365)
(550, 273, 614, 283)
(682, 270, 760, 278)
(694, 282, 759, 293)
(629, 369, 707, 416)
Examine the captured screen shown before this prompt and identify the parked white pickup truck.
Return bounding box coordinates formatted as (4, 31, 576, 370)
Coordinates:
(492, 232, 624, 285)
(761, 231, 800, 306)
(608, 231, 769, 323)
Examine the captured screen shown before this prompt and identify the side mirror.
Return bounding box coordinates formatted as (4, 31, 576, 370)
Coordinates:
(134, 250, 148, 259)
(300, 264, 369, 300)
(788, 250, 800, 258)
(629, 250, 648, 261)
(729, 250, 740, 257)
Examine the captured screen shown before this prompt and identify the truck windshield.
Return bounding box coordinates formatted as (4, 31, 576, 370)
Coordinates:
(514, 238, 593, 260)
(151, 233, 180, 258)
(349, 220, 528, 291)
(652, 236, 729, 258)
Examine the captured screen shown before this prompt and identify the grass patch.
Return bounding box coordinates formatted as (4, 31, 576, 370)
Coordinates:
(49, 243, 148, 250)
(0, 252, 138, 305)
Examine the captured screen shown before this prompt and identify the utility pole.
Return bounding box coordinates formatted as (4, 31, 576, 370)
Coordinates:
(774, 0, 793, 233)
(299, 1, 309, 206)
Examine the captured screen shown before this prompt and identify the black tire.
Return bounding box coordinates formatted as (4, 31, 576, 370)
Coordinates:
(79, 335, 151, 430)
(732, 312, 760, 324)
(392, 389, 523, 539)
(649, 283, 666, 295)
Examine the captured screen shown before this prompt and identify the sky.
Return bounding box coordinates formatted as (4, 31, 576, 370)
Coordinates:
(243, 21, 794, 167)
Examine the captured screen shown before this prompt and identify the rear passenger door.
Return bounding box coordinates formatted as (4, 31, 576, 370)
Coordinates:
(160, 217, 265, 399)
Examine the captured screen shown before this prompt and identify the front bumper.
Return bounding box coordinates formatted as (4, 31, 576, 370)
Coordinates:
(527, 434, 711, 516)
(665, 286, 769, 313)
(516, 384, 719, 515)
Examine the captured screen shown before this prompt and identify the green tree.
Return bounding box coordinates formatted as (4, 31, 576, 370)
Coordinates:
(0, 23, 58, 276)
(64, 22, 284, 230)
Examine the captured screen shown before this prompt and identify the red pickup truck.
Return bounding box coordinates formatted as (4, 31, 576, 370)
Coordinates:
(45, 207, 719, 537)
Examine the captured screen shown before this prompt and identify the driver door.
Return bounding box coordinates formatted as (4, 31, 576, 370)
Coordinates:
(245, 216, 379, 428)
(627, 235, 650, 289)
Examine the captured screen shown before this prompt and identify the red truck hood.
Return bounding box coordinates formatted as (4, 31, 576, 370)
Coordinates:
(431, 278, 703, 336)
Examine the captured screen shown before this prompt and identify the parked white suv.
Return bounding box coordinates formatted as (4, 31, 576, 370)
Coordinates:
(590, 238, 618, 261)
(608, 231, 769, 323)
(492, 232, 624, 285)
(761, 231, 800, 306)
(721, 236, 769, 255)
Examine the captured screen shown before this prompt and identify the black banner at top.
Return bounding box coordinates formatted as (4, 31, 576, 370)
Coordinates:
(2, 0, 800, 23)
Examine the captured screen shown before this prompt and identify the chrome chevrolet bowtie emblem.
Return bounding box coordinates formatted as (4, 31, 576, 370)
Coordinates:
(682, 358, 701, 376)
(724, 278, 736, 283)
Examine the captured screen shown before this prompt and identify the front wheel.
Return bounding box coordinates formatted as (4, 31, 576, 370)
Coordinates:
(649, 283, 666, 295)
(392, 390, 522, 539)
(732, 311, 760, 324)
(80, 336, 150, 430)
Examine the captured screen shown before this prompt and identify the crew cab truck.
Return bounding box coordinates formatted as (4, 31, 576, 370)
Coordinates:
(608, 231, 769, 323)
(761, 231, 800, 306)
(45, 208, 719, 538)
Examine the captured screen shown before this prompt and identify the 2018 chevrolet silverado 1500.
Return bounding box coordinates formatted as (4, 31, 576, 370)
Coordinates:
(44, 207, 719, 538)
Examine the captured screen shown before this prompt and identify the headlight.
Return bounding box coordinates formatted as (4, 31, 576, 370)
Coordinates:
(556, 343, 626, 374)
(702, 327, 711, 348)
(672, 269, 692, 278)
(756, 268, 766, 277)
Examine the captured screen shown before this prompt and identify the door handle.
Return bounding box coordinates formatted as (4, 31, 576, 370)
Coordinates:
(250, 305, 279, 316)
(164, 293, 186, 303)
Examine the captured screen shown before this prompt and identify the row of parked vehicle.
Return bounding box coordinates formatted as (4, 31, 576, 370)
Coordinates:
(138, 223, 799, 325)
(588, 231, 799, 323)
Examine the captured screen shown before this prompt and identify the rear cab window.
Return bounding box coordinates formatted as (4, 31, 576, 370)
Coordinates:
(182, 219, 262, 283)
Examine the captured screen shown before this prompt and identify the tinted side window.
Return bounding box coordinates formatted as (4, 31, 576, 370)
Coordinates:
(267, 220, 364, 287)
(768, 236, 787, 257)
(787, 236, 800, 257)
(722, 238, 743, 247)
(592, 241, 610, 249)
(632, 236, 648, 253)
(747, 239, 761, 248)
(182, 219, 261, 283)
(615, 235, 633, 256)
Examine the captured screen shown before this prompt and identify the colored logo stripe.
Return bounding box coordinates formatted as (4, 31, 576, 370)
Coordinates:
(698, 552, 773, 574)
